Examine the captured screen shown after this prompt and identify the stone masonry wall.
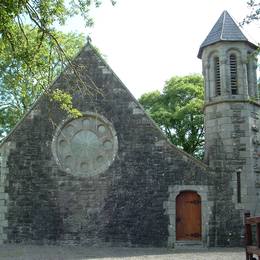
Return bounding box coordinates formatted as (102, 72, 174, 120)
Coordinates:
(204, 101, 260, 246)
(1, 44, 214, 246)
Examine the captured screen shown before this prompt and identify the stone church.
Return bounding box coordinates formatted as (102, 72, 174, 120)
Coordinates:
(0, 10, 259, 248)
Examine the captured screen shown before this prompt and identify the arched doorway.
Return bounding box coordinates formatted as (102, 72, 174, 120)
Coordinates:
(176, 191, 201, 241)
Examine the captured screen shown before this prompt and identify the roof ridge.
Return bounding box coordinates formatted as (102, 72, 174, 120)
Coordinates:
(220, 10, 226, 40)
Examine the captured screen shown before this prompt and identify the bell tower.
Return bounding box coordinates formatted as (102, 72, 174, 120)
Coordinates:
(198, 11, 259, 245)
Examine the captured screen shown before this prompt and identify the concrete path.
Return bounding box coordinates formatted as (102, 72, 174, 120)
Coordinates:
(0, 245, 246, 260)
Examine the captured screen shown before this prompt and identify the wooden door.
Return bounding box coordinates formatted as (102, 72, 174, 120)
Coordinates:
(176, 191, 201, 240)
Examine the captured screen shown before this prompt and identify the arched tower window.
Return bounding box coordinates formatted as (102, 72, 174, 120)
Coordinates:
(214, 57, 221, 96)
(230, 54, 238, 95)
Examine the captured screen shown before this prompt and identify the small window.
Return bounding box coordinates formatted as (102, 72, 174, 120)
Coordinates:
(214, 57, 221, 96)
(237, 171, 241, 203)
(230, 54, 238, 95)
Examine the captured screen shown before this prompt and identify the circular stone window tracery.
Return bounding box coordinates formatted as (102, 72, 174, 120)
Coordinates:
(52, 112, 118, 176)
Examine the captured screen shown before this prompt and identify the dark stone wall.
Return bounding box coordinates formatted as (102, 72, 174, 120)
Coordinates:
(210, 167, 243, 247)
(3, 44, 213, 246)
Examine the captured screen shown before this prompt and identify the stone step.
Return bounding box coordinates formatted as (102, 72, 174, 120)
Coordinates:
(174, 240, 204, 250)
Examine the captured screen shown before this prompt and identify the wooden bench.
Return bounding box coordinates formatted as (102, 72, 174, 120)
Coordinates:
(245, 212, 260, 260)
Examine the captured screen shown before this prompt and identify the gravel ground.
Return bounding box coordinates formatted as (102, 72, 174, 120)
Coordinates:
(0, 245, 246, 260)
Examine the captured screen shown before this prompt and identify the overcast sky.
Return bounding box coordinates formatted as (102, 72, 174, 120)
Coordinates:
(63, 0, 260, 98)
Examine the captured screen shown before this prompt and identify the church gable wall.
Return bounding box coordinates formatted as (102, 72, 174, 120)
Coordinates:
(1, 45, 213, 246)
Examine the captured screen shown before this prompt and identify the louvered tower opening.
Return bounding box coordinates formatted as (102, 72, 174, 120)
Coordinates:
(230, 54, 238, 95)
(214, 57, 221, 96)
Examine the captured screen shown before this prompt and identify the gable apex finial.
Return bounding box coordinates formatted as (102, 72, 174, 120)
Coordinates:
(87, 35, 92, 44)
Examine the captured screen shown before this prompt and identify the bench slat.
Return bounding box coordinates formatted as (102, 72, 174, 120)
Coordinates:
(245, 217, 260, 224)
(246, 245, 260, 255)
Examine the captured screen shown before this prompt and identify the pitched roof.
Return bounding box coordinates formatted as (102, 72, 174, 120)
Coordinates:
(198, 10, 258, 58)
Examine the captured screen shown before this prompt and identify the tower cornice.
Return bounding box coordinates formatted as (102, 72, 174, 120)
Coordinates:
(203, 99, 260, 111)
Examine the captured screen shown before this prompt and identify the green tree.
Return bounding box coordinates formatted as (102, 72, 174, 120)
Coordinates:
(139, 75, 204, 159)
(0, 25, 85, 137)
(0, 0, 115, 138)
(0, 0, 115, 43)
(0, 0, 115, 73)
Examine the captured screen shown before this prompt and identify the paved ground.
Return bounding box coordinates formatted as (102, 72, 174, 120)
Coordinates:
(0, 245, 246, 260)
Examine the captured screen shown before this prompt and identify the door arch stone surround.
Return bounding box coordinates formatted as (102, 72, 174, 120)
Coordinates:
(164, 185, 213, 247)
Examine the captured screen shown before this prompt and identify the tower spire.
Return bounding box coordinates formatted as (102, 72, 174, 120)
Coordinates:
(198, 10, 257, 58)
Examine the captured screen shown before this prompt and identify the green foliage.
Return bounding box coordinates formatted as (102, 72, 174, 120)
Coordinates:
(139, 75, 204, 159)
(0, 0, 115, 138)
(0, 25, 85, 137)
(51, 89, 82, 118)
(242, 0, 260, 25)
(0, 0, 116, 33)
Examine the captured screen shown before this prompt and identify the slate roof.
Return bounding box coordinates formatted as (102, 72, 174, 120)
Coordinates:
(198, 10, 258, 58)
